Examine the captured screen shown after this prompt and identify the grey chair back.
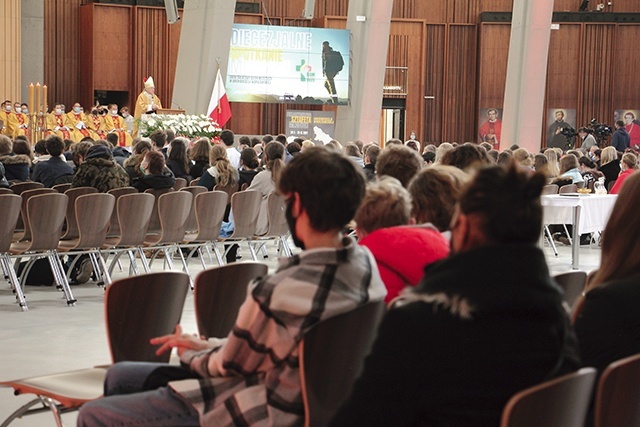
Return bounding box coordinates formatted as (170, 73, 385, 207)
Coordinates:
(500, 368, 597, 427)
(553, 271, 587, 308)
(595, 352, 640, 427)
(299, 301, 387, 427)
(194, 262, 268, 339)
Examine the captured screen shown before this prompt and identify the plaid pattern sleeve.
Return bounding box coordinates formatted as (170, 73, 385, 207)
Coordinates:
(170, 237, 386, 426)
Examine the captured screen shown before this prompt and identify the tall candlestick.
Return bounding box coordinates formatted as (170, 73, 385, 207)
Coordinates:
(42, 85, 48, 113)
(29, 83, 34, 114)
(35, 83, 41, 115)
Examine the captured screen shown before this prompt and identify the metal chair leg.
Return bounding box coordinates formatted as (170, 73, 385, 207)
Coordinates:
(1, 255, 27, 311)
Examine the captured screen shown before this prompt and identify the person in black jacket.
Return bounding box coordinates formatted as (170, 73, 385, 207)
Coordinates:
(574, 172, 640, 375)
(332, 163, 580, 427)
(132, 150, 175, 192)
(611, 120, 630, 153)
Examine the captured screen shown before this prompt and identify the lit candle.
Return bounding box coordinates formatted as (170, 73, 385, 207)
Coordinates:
(43, 85, 48, 113)
(35, 83, 41, 115)
(29, 83, 34, 115)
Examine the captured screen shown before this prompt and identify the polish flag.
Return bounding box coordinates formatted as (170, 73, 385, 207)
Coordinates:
(207, 69, 232, 127)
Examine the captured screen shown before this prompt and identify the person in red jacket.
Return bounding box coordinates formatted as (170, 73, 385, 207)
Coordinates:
(355, 176, 449, 302)
(610, 152, 638, 194)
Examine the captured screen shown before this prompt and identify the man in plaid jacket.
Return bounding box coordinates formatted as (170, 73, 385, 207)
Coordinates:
(78, 146, 386, 427)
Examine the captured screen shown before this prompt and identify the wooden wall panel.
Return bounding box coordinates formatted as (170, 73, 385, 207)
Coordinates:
(422, 24, 446, 144)
(132, 7, 182, 111)
(314, 0, 349, 18)
(78, 5, 94, 108)
(93, 5, 132, 92)
(477, 24, 510, 117)
(442, 25, 477, 143)
(0, 0, 21, 103)
(612, 25, 640, 110)
(44, 0, 82, 109)
(544, 24, 582, 136)
(581, 24, 615, 126)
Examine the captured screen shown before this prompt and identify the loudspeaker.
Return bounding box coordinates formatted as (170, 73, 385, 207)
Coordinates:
(164, 0, 179, 24)
(303, 0, 316, 19)
(479, 12, 512, 23)
(235, 2, 260, 14)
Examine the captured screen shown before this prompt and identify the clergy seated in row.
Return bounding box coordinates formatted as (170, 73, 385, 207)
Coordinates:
(88, 107, 108, 140)
(65, 102, 99, 142)
(46, 104, 76, 141)
(7, 102, 30, 139)
(103, 104, 132, 147)
(0, 100, 29, 138)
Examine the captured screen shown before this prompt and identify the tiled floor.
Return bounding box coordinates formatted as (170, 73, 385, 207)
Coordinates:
(0, 241, 600, 426)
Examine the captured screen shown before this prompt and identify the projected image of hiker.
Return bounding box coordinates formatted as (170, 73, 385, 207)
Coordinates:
(322, 41, 344, 104)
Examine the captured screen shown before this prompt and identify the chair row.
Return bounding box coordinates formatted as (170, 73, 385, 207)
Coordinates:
(501, 352, 640, 427)
(0, 185, 291, 310)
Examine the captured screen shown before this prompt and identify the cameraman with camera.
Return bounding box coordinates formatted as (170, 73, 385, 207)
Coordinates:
(578, 127, 597, 153)
(611, 120, 630, 153)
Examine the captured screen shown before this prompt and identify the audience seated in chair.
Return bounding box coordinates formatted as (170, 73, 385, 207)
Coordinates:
(375, 144, 422, 188)
(331, 163, 580, 426)
(77, 146, 386, 427)
(197, 144, 238, 191)
(131, 150, 175, 192)
(0, 135, 30, 182)
(248, 141, 284, 235)
(31, 136, 74, 187)
(72, 144, 130, 193)
(355, 176, 449, 302)
(574, 172, 640, 375)
(408, 164, 469, 233)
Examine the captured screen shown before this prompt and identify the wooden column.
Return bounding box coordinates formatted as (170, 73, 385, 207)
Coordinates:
(0, 0, 21, 102)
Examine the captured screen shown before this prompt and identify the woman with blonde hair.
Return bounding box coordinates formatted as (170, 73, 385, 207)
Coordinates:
(544, 148, 560, 177)
(558, 153, 584, 184)
(598, 146, 621, 190)
(197, 144, 239, 191)
(513, 148, 533, 169)
(574, 172, 640, 373)
(249, 141, 285, 235)
(609, 152, 638, 194)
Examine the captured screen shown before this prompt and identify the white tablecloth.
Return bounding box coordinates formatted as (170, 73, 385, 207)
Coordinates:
(541, 194, 618, 234)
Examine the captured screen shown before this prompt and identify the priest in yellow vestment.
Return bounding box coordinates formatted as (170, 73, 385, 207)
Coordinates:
(103, 104, 133, 147)
(133, 76, 162, 137)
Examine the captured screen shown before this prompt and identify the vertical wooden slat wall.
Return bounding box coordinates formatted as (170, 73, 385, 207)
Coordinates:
(40, 0, 640, 142)
(0, 0, 21, 103)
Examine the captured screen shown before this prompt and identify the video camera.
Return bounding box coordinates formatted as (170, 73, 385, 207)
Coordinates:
(589, 118, 612, 140)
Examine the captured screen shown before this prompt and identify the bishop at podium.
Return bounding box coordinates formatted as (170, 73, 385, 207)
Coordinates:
(133, 76, 163, 137)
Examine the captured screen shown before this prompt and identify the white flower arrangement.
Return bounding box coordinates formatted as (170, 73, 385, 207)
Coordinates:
(138, 114, 222, 139)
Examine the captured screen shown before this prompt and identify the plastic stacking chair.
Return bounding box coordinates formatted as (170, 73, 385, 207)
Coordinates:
(10, 181, 44, 195)
(251, 192, 293, 258)
(106, 186, 137, 237)
(194, 262, 268, 339)
(220, 190, 262, 261)
(559, 184, 577, 194)
(181, 190, 228, 268)
(143, 191, 193, 285)
(541, 184, 559, 195)
(594, 352, 640, 427)
(0, 271, 190, 426)
(553, 270, 587, 309)
(144, 187, 174, 234)
(61, 187, 98, 240)
(0, 194, 28, 311)
(52, 183, 72, 193)
(58, 193, 116, 288)
(14, 187, 56, 242)
(104, 193, 155, 276)
(500, 367, 597, 427)
(0, 188, 14, 195)
(180, 186, 208, 234)
(173, 177, 187, 190)
(9, 193, 77, 306)
(299, 301, 387, 427)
